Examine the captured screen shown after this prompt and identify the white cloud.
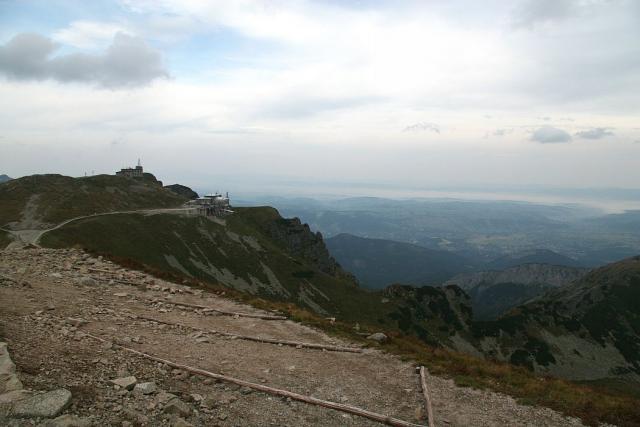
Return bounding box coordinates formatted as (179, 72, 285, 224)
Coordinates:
(0, 32, 168, 88)
(403, 122, 440, 133)
(53, 21, 132, 49)
(530, 126, 572, 143)
(575, 127, 614, 139)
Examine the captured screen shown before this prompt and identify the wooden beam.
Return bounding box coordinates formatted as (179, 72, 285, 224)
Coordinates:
(135, 314, 362, 353)
(419, 366, 436, 427)
(84, 332, 423, 427)
(162, 300, 287, 320)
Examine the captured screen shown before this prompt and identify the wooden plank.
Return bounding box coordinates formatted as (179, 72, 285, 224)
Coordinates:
(136, 314, 362, 353)
(84, 332, 423, 427)
(419, 366, 436, 427)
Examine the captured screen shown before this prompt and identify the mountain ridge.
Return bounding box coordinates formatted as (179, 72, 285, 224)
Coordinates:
(325, 233, 475, 288)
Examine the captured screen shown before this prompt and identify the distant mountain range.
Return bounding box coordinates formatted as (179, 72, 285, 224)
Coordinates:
(5, 173, 640, 386)
(325, 233, 476, 289)
(245, 195, 640, 267)
(444, 263, 589, 320)
(485, 249, 584, 270)
(475, 255, 640, 382)
(326, 234, 589, 318)
(0, 174, 12, 183)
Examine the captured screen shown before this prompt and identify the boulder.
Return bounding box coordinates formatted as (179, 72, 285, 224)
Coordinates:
(163, 398, 191, 417)
(11, 388, 72, 418)
(172, 417, 194, 427)
(133, 381, 157, 395)
(44, 414, 92, 427)
(366, 332, 388, 343)
(79, 277, 96, 286)
(0, 342, 23, 394)
(109, 376, 137, 390)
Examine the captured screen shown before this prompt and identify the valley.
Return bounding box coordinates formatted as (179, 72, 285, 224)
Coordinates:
(1, 173, 640, 425)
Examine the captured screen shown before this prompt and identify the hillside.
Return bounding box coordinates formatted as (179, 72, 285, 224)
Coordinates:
(0, 174, 11, 183)
(486, 249, 584, 270)
(0, 174, 187, 230)
(0, 248, 596, 426)
(444, 264, 589, 320)
(164, 184, 199, 200)
(325, 233, 475, 289)
(474, 256, 640, 384)
(40, 208, 470, 347)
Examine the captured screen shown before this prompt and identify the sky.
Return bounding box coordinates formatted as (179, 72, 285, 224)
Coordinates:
(0, 0, 639, 198)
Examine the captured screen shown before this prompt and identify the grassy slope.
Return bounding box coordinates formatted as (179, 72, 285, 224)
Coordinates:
(473, 257, 640, 379)
(41, 208, 465, 346)
(40, 209, 640, 425)
(0, 174, 186, 227)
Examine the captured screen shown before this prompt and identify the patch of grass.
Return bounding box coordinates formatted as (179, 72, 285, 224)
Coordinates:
(0, 173, 186, 227)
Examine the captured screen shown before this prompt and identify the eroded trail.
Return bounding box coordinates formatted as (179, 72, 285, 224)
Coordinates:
(0, 248, 584, 426)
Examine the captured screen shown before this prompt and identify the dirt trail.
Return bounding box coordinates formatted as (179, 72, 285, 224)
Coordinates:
(2, 208, 192, 248)
(0, 248, 585, 426)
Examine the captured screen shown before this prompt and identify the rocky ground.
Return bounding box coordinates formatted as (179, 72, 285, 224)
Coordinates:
(0, 248, 586, 426)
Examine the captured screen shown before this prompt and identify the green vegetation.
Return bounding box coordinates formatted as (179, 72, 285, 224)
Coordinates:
(41, 208, 469, 345)
(0, 174, 186, 227)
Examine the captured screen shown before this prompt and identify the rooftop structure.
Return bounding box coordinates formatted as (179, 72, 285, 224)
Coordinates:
(116, 159, 144, 178)
(186, 192, 233, 217)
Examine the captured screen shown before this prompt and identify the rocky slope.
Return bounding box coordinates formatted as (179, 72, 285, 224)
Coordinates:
(38, 207, 472, 347)
(444, 264, 589, 291)
(0, 247, 585, 426)
(444, 264, 589, 320)
(472, 256, 640, 382)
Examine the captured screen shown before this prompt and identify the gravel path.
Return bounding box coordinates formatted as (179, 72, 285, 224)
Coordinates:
(0, 248, 585, 426)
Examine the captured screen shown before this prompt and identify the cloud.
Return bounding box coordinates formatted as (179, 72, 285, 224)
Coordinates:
(512, 0, 577, 29)
(53, 21, 131, 49)
(530, 126, 571, 143)
(574, 127, 614, 139)
(403, 122, 440, 133)
(0, 32, 168, 88)
(493, 128, 513, 136)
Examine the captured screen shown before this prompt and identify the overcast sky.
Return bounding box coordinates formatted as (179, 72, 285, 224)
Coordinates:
(0, 0, 639, 196)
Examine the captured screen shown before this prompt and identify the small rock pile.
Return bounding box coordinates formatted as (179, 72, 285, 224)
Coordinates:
(1, 341, 79, 424)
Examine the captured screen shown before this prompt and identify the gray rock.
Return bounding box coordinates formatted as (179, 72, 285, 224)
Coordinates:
(44, 414, 91, 427)
(172, 417, 194, 427)
(79, 277, 96, 286)
(155, 391, 177, 404)
(122, 407, 149, 424)
(163, 398, 191, 417)
(133, 382, 156, 395)
(109, 376, 137, 390)
(0, 389, 32, 404)
(11, 388, 72, 418)
(366, 332, 388, 342)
